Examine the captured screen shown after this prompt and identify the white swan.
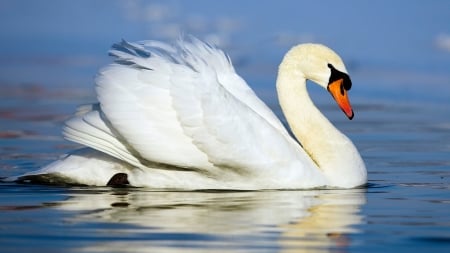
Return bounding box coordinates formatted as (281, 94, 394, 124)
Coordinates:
(10, 37, 367, 189)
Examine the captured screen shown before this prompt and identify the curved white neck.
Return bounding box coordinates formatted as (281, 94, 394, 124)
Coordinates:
(276, 54, 366, 187)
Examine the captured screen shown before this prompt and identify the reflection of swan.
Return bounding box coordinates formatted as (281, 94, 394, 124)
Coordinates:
(10, 37, 366, 189)
(280, 191, 365, 253)
(54, 189, 366, 252)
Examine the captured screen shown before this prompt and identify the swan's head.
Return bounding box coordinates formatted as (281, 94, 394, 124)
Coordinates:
(282, 44, 354, 119)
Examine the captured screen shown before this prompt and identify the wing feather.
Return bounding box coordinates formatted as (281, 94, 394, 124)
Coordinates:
(96, 43, 212, 169)
(169, 58, 312, 175)
(63, 104, 142, 167)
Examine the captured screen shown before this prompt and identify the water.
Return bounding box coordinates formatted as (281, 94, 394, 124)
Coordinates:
(1, 82, 449, 252)
(1, 1, 450, 252)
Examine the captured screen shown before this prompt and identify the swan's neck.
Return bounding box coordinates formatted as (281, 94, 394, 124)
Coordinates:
(276, 56, 366, 187)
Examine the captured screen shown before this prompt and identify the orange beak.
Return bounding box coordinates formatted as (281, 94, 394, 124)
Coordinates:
(327, 79, 354, 120)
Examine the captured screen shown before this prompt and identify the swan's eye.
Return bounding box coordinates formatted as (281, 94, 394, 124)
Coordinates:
(328, 64, 352, 91)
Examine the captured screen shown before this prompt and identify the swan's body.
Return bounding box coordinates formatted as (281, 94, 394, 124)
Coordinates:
(10, 37, 366, 189)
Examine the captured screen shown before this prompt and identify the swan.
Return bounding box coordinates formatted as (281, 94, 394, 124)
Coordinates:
(9, 37, 367, 189)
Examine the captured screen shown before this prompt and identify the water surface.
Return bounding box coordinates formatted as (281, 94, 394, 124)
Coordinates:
(1, 84, 449, 252)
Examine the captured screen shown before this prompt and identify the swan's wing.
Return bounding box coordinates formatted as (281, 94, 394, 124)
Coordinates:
(91, 38, 311, 174)
(176, 37, 289, 136)
(169, 62, 308, 173)
(95, 42, 212, 170)
(62, 104, 143, 168)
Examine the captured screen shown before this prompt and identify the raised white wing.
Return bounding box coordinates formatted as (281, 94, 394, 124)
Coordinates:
(95, 40, 212, 170)
(66, 37, 313, 175)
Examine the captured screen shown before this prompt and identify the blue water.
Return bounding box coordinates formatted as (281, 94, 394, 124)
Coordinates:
(1, 1, 450, 252)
